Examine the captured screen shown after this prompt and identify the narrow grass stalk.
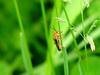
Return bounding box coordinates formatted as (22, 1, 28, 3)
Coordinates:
(13, 0, 33, 75)
(40, 0, 55, 75)
(78, 59, 83, 75)
(40, 0, 48, 41)
(55, 3, 69, 75)
(20, 32, 33, 75)
(61, 1, 83, 75)
(57, 17, 69, 75)
(80, 0, 88, 73)
(63, 48, 69, 75)
(13, 0, 23, 32)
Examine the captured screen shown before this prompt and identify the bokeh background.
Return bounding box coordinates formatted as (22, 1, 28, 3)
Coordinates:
(0, 0, 100, 75)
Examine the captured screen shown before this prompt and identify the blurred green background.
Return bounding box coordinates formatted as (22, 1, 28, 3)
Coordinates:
(0, 0, 100, 75)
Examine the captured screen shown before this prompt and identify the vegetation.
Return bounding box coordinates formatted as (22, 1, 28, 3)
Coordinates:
(0, 0, 100, 75)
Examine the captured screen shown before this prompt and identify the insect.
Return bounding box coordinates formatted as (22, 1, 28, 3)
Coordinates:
(53, 30, 62, 51)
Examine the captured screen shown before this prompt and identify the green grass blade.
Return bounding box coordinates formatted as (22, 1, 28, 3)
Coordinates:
(40, 0, 48, 41)
(20, 32, 33, 75)
(55, 2, 69, 74)
(40, 0, 55, 75)
(61, 1, 83, 75)
(80, 0, 88, 73)
(13, 0, 33, 75)
(63, 48, 69, 75)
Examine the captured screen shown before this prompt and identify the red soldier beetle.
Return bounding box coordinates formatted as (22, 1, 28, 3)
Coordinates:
(53, 28, 62, 51)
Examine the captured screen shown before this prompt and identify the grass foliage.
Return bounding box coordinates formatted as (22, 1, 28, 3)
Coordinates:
(0, 0, 100, 75)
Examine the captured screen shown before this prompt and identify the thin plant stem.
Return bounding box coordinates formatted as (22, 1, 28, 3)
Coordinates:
(78, 59, 83, 75)
(80, 0, 88, 74)
(20, 32, 33, 75)
(40, 0, 55, 75)
(61, 1, 83, 75)
(13, 0, 23, 32)
(63, 48, 69, 75)
(13, 0, 33, 75)
(40, 0, 48, 41)
(56, 4, 69, 75)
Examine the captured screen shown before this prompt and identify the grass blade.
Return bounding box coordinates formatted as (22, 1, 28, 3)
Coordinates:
(63, 48, 69, 75)
(61, 1, 83, 75)
(13, 0, 33, 75)
(40, 0, 55, 75)
(20, 32, 33, 75)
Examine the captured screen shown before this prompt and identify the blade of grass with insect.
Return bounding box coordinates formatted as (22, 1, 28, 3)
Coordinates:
(51, 0, 96, 68)
(13, 0, 33, 75)
(40, 0, 55, 75)
(55, 0, 69, 74)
